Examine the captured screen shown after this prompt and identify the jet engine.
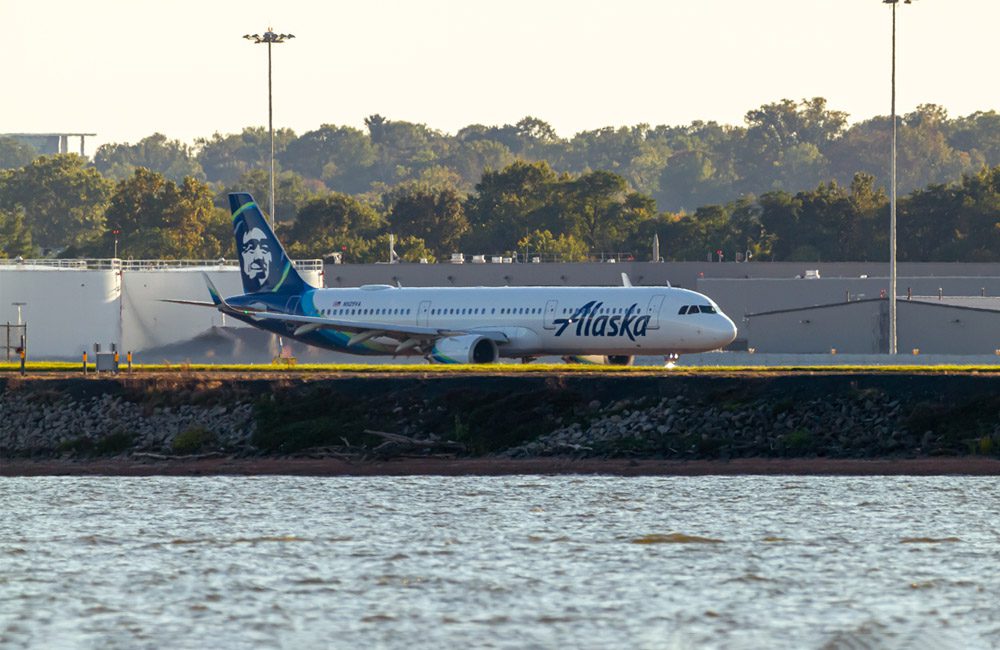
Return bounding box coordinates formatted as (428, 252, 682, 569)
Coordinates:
(430, 335, 499, 364)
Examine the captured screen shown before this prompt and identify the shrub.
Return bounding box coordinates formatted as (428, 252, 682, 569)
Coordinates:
(172, 427, 217, 454)
(94, 431, 133, 455)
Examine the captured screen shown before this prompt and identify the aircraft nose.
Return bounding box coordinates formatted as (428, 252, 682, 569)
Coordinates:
(712, 315, 738, 348)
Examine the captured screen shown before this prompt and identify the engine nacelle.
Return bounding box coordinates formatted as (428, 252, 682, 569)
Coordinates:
(430, 335, 499, 364)
(562, 355, 635, 366)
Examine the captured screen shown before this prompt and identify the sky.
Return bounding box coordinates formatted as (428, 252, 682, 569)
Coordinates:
(6, 0, 999, 154)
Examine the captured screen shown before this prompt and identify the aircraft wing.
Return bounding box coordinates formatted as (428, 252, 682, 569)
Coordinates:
(167, 273, 510, 350)
(230, 309, 509, 346)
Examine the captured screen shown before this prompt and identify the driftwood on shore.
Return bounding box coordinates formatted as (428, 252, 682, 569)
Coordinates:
(364, 429, 466, 459)
(132, 451, 226, 461)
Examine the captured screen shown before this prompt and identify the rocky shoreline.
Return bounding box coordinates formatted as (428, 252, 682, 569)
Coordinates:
(2, 373, 999, 473)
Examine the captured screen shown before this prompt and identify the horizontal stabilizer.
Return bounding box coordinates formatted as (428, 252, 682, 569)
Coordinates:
(160, 299, 219, 308)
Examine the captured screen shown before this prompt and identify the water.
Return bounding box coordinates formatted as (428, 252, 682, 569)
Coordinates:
(2, 476, 998, 649)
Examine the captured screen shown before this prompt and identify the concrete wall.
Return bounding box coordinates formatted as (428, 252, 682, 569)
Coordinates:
(2, 264, 326, 359)
(899, 301, 1000, 354)
(324, 261, 1000, 293)
(121, 265, 324, 353)
(743, 298, 1000, 355)
(0, 267, 121, 358)
(121, 267, 246, 352)
(745, 300, 886, 354)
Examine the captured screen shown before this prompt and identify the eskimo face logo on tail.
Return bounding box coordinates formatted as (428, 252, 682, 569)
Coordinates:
(240, 227, 273, 290)
(553, 301, 650, 341)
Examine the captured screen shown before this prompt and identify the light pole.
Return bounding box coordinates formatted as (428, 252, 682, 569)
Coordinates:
(243, 28, 294, 228)
(884, 0, 913, 355)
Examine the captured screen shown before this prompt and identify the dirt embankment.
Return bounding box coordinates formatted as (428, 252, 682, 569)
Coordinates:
(2, 372, 1000, 475)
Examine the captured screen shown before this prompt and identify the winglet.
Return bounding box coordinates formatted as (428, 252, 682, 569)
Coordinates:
(202, 272, 225, 307)
(621, 272, 633, 287)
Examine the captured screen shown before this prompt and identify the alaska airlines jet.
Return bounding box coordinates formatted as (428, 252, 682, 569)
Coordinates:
(170, 193, 737, 364)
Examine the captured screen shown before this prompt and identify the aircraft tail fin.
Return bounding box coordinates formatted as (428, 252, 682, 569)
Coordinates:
(229, 193, 312, 296)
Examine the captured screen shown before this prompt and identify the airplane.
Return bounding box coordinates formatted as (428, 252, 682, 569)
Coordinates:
(168, 193, 737, 364)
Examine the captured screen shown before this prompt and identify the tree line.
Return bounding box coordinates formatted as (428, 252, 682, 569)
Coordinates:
(1, 97, 1000, 262)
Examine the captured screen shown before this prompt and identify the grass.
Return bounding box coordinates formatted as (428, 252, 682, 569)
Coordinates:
(3, 361, 1000, 375)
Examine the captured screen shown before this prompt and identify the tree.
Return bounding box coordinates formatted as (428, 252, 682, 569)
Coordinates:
(283, 192, 385, 259)
(103, 169, 223, 259)
(385, 184, 469, 257)
(659, 198, 772, 262)
(657, 150, 718, 212)
(0, 155, 112, 251)
(0, 207, 34, 258)
(445, 140, 515, 190)
(219, 169, 316, 225)
(560, 170, 654, 252)
(93, 133, 205, 181)
(359, 234, 436, 263)
(516, 229, 589, 262)
(195, 127, 296, 184)
(464, 160, 564, 252)
(737, 98, 843, 193)
(280, 124, 377, 193)
(0, 137, 38, 170)
(948, 111, 1000, 168)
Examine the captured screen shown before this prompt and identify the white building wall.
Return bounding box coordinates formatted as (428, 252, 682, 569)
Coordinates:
(121, 267, 245, 352)
(2, 263, 324, 359)
(121, 265, 324, 352)
(0, 266, 121, 358)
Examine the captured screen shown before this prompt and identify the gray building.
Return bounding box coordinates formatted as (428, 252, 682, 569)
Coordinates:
(745, 297, 1000, 355)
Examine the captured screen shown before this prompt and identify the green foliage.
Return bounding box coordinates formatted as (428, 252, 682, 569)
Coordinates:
(94, 431, 134, 455)
(195, 127, 296, 185)
(218, 168, 315, 225)
(0, 206, 35, 258)
(252, 390, 385, 453)
(517, 229, 589, 262)
(172, 427, 217, 454)
(0, 155, 112, 251)
(0, 137, 39, 170)
(283, 192, 385, 261)
(9, 97, 1000, 261)
(100, 169, 224, 258)
(94, 133, 205, 182)
(385, 183, 469, 256)
(783, 428, 814, 452)
(281, 124, 376, 194)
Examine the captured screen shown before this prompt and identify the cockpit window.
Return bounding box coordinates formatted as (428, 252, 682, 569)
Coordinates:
(678, 305, 689, 315)
(698, 305, 717, 314)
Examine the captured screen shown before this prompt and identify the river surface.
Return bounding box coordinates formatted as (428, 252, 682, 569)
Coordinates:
(2, 475, 998, 649)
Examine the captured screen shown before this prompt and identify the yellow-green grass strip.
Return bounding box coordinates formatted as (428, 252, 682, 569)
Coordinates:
(3, 361, 1000, 374)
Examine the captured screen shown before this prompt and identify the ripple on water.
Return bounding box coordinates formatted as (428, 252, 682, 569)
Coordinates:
(3, 475, 999, 649)
(630, 533, 724, 544)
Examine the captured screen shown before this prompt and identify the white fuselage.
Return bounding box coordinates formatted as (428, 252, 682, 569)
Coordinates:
(299, 284, 737, 357)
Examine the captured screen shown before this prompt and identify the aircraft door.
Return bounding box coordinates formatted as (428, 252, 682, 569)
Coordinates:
(645, 294, 665, 329)
(417, 300, 431, 326)
(543, 299, 559, 329)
